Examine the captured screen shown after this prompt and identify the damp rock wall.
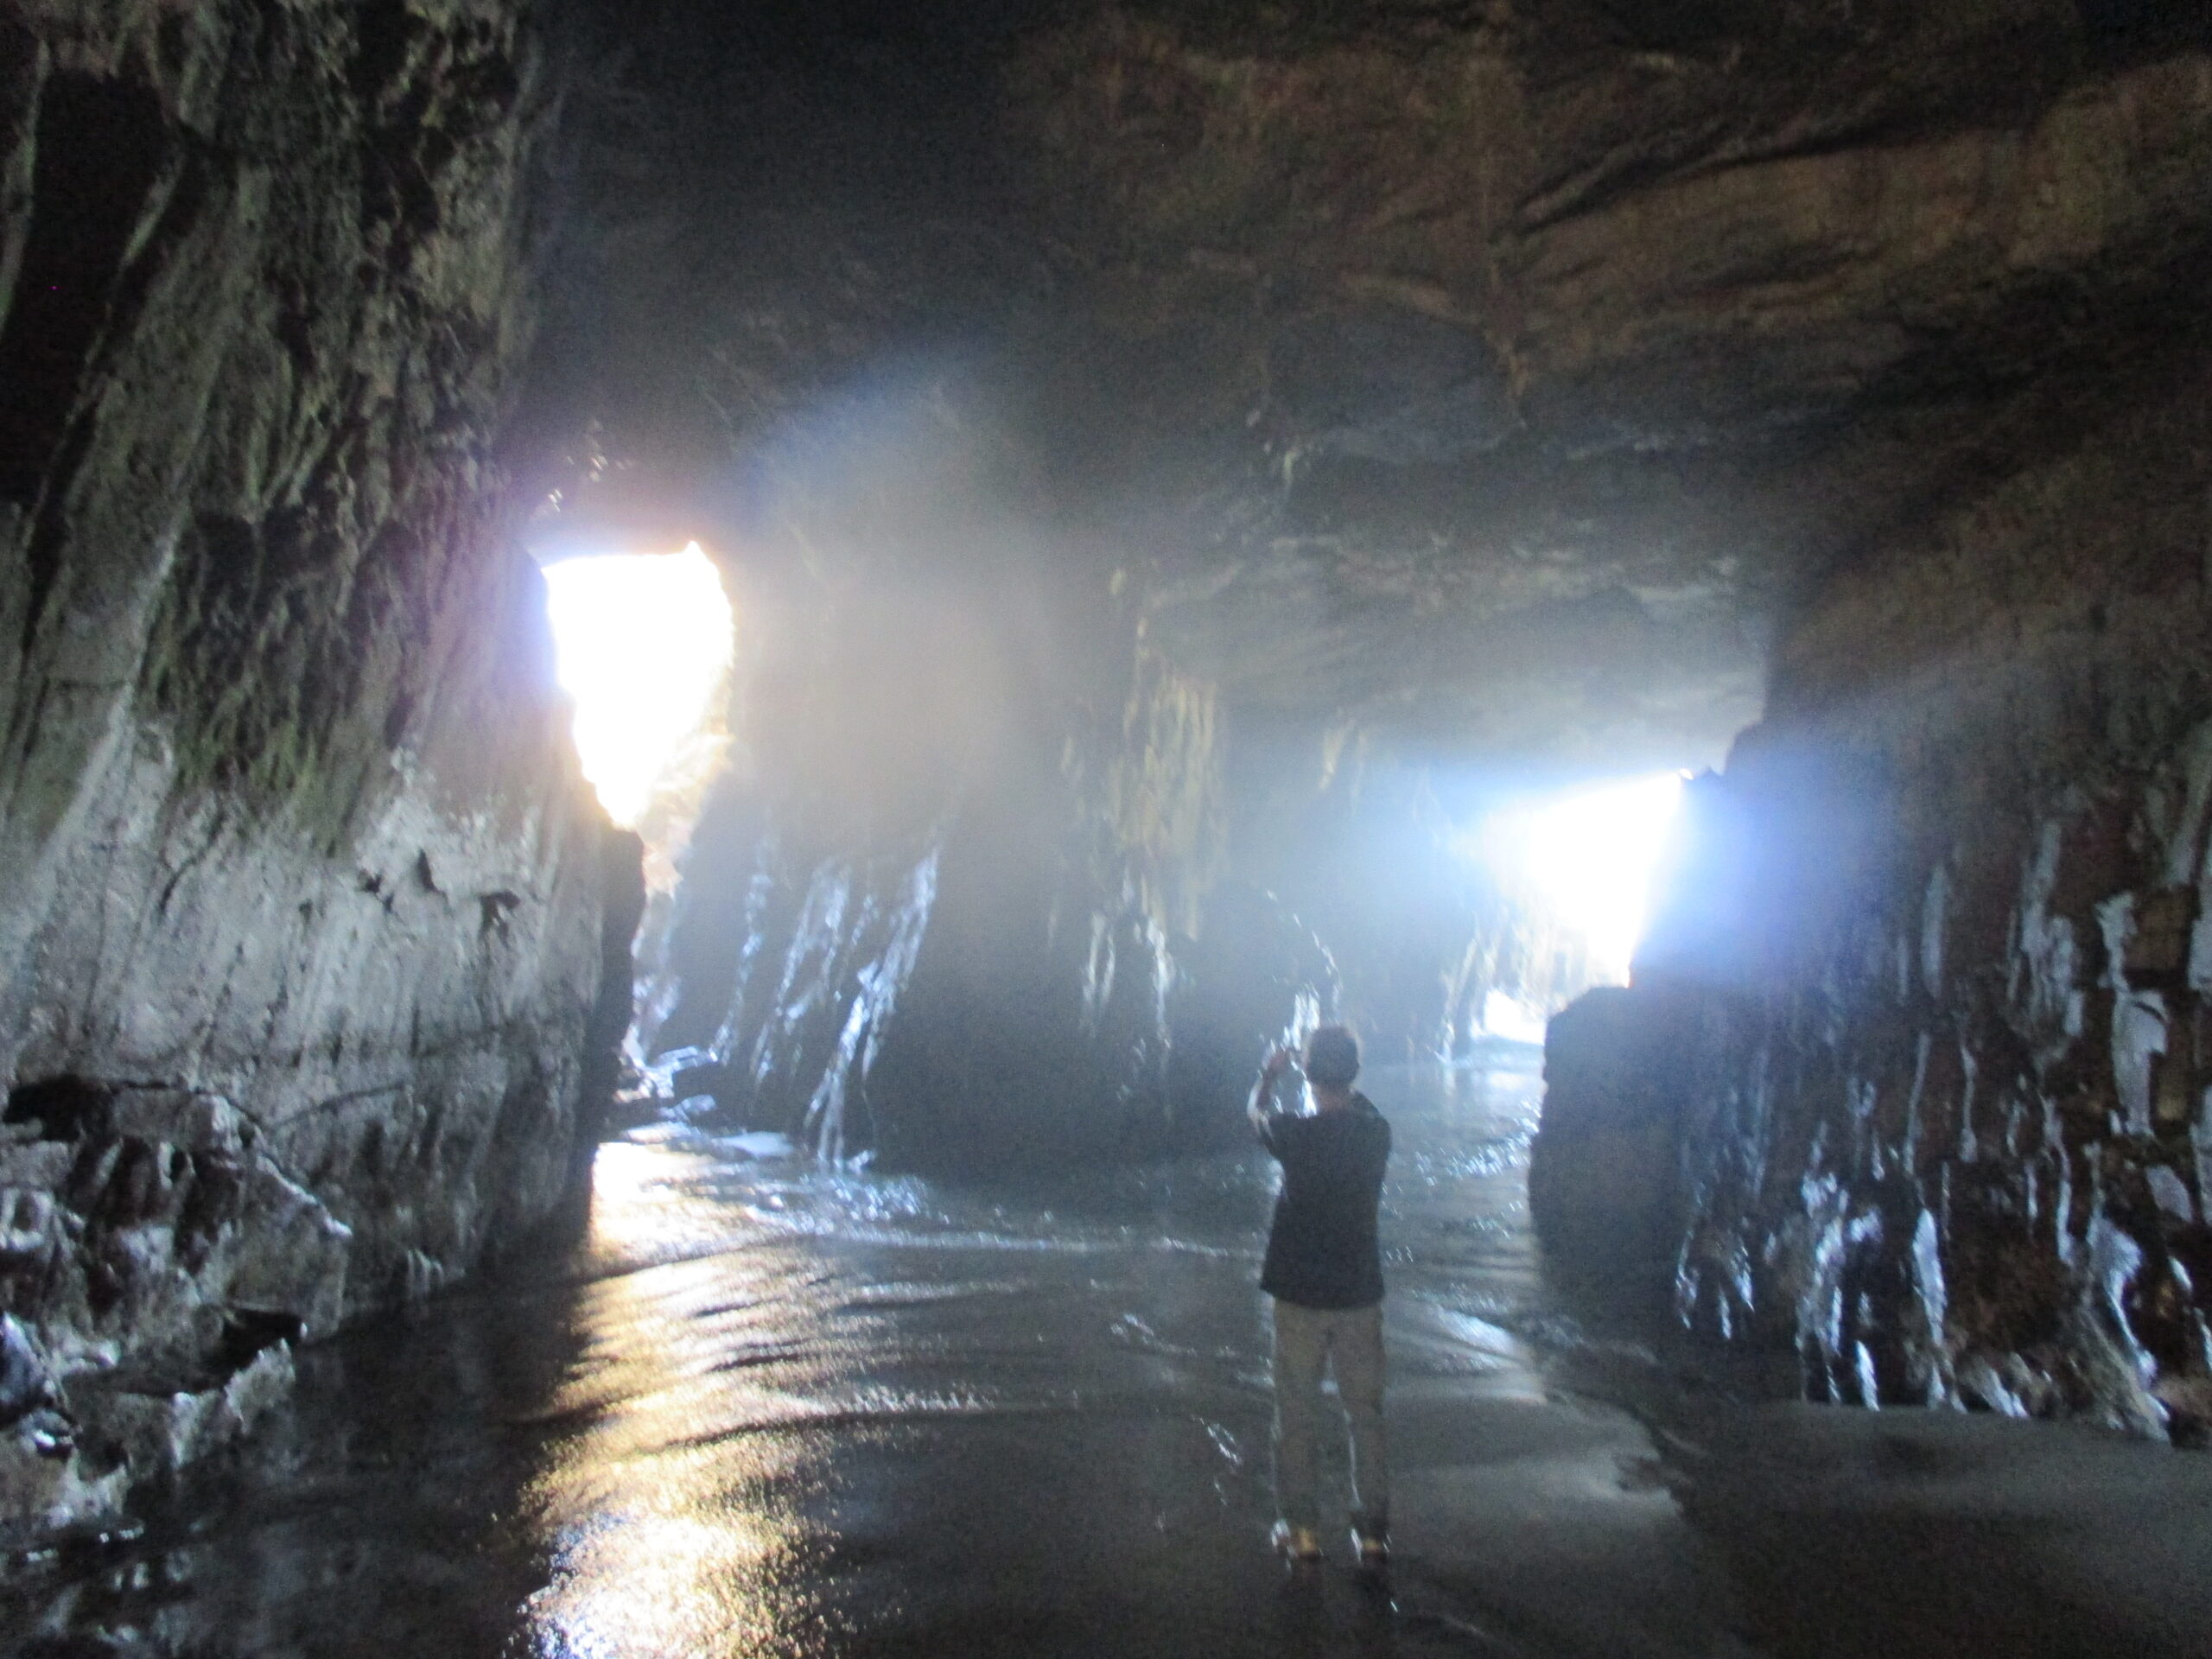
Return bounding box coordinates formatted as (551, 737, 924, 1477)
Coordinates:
(0, 0, 626, 1533)
(1545, 326, 2212, 1434)
(640, 404, 1338, 1170)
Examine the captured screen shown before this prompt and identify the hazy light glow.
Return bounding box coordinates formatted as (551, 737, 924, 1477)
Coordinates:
(543, 545, 733, 828)
(1479, 988, 1551, 1046)
(1479, 772, 1688, 986)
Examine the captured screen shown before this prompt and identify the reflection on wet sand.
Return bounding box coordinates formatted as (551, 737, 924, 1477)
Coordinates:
(8, 1059, 2212, 1658)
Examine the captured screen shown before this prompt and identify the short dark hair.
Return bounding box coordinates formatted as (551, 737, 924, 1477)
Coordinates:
(1303, 1024, 1360, 1086)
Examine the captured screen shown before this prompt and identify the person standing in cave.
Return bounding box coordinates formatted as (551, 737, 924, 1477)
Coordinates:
(1249, 1024, 1393, 1570)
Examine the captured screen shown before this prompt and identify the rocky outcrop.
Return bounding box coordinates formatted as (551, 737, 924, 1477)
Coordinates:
(1617, 334, 2212, 1436)
(0, 0, 627, 1533)
(1529, 985, 1688, 1281)
(1538, 321, 2212, 1432)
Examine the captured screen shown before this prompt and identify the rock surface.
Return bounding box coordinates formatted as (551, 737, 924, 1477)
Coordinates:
(1608, 330, 2212, 1435)
(0, 0, 630, 1532)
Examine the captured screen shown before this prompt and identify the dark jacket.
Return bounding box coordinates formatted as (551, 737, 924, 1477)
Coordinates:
(1256, 1095, 1390, 1309)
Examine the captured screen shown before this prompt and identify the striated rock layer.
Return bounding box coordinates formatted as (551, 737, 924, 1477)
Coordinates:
(1615, 332, 2212, 1436)
(0, 0, 627, 1532)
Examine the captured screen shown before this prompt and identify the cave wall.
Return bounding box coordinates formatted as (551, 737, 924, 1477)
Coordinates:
(0, 0, 626, 1530)
(637, 397, 1344, 1170)
(1629, 334, 2212, 1434)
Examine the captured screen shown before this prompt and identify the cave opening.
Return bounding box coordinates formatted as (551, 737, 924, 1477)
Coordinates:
(1469, 769, 1690, 1001)
(538, 542, 735, 884)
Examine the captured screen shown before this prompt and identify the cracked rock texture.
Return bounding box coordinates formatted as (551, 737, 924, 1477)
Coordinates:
(0, 0, 626, 1533)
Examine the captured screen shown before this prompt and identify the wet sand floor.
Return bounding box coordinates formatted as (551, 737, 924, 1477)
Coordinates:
(8, 1059, 2212, 1657)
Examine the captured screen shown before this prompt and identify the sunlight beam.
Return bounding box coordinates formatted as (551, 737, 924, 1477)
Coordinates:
(1465, 772, 1688, 990)
(542, 544, 734, 829)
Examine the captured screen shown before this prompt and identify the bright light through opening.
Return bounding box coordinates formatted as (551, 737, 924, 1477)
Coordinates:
(541, 544, 734, 829)
(1478, 772, 1688, 987)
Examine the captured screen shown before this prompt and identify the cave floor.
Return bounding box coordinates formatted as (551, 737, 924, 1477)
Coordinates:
(9, 1060, 2212, 1658)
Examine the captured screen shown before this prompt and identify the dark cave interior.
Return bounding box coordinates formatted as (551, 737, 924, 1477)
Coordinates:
(4, 0, 2212, 1649)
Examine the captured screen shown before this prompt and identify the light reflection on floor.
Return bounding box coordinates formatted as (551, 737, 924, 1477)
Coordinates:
(519, 1166, 832, 1659)
(498, 1063, 1575, 1658)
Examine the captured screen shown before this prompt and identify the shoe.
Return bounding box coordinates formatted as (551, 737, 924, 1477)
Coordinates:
(1351, 1526, 1389, 1569)
(1271, 1520, 1322, 1562)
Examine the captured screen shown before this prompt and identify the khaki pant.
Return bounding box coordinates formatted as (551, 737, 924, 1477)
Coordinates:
(1270, 1298, 1389, 1535)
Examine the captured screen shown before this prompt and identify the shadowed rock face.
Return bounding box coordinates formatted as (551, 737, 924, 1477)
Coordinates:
(1610, 334, 2212, 1436)
(0, 0, 633, 1532)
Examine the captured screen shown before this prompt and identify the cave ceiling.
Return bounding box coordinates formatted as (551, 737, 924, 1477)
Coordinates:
(541, 0, 2212, 775)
